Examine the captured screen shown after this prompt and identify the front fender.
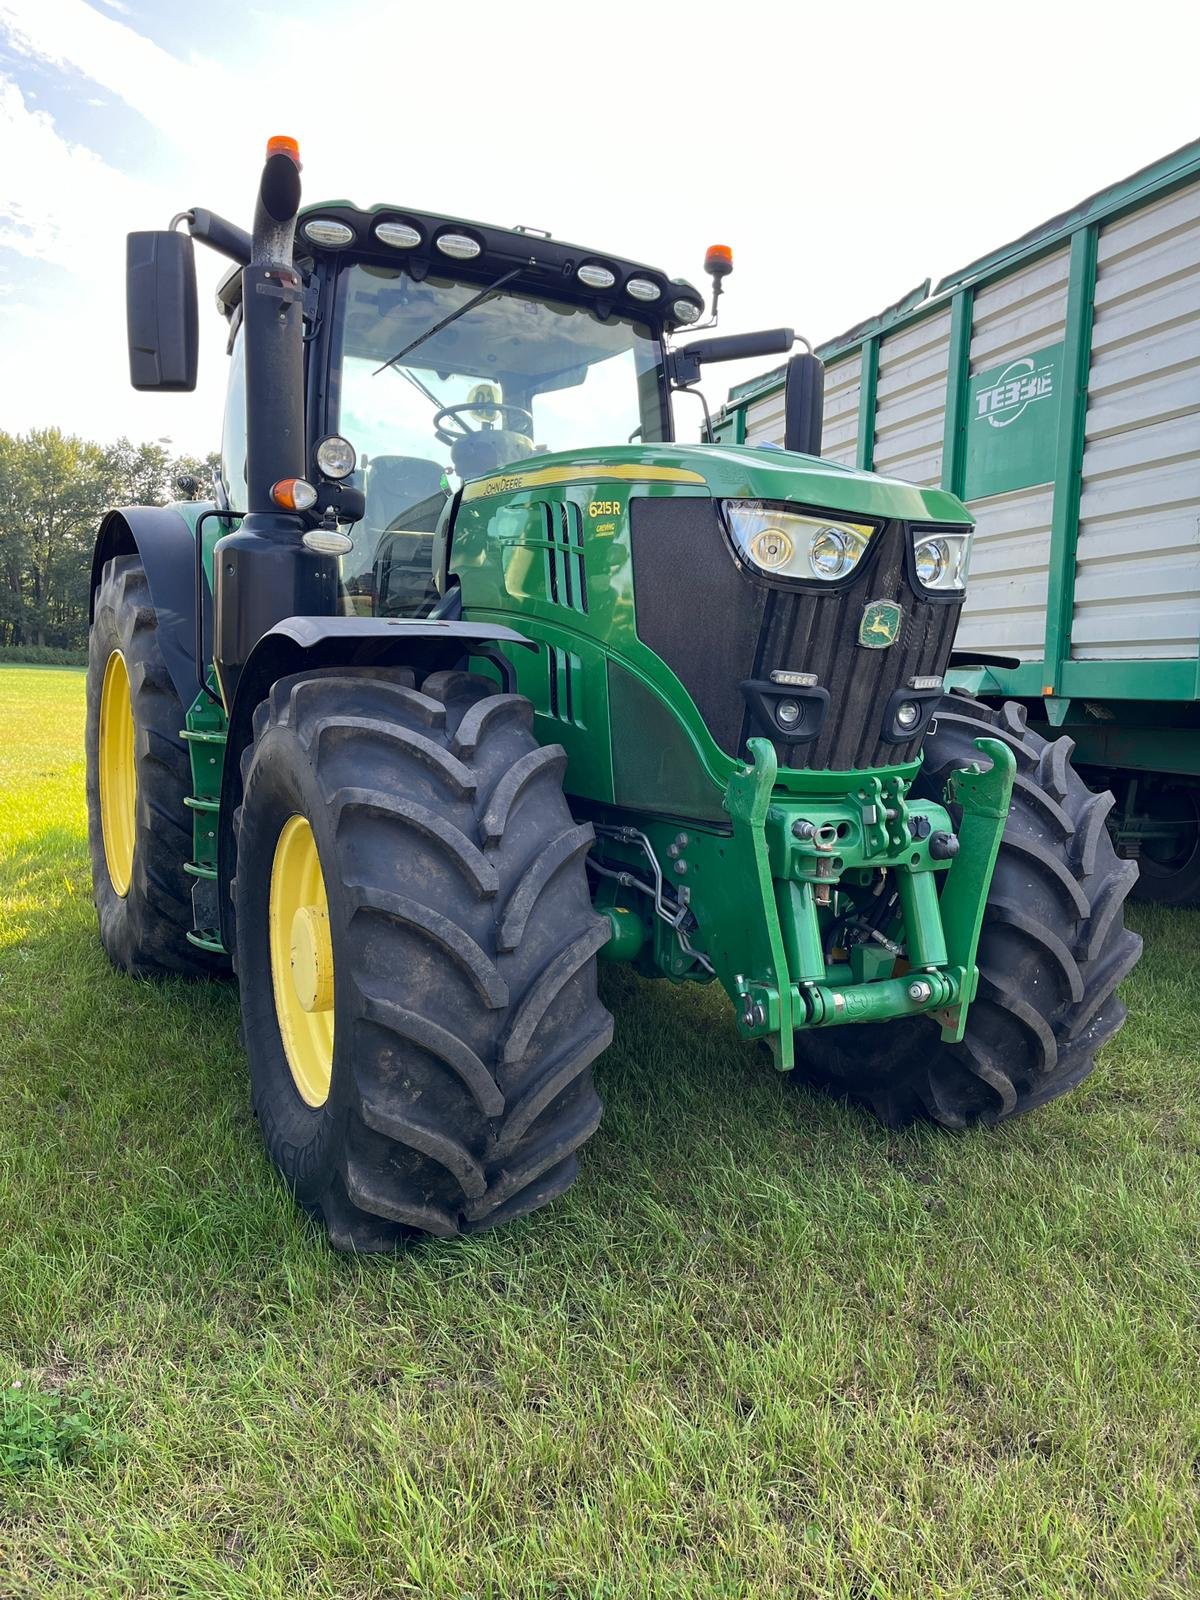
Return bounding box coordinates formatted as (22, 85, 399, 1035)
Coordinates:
(215, 616, 535, 948)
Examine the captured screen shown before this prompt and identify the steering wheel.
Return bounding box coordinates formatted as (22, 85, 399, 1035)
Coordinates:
(433, 401, 534, 446)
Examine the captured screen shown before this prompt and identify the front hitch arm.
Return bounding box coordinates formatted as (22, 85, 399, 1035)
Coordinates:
(932, 735, 1017, 1042)
(724, 737, 797, 1069)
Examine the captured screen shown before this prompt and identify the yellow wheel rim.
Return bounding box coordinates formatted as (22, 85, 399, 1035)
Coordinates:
(269, 814, 335, 1107)
(98, 649, 137, 898)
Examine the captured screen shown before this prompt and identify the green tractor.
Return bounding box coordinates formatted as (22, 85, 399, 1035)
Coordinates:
(87, 138, 1141, 1249)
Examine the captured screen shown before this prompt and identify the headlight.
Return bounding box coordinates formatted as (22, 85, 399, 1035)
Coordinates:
(723, 502, 876, 583)
(913, 528, 972, 591)
(315, 435, 357, 480)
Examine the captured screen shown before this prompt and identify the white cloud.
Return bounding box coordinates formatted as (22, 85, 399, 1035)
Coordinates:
(0, 74, 147, 267)
(0, 0, 211, 134)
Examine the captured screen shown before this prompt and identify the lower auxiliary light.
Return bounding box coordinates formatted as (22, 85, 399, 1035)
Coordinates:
(769, 669, 819, 688)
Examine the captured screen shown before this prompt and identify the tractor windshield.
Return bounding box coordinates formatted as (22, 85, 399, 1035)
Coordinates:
(329, 261, 668, 615)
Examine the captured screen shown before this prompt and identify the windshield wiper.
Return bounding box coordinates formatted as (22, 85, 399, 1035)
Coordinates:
(373, 266, 523, 377)
(394, 365, 445, 412)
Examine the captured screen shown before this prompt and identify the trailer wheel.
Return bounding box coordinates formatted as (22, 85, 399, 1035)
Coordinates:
(233, 668, 612, 1250)
(792, 695, 1142, 1128)
(1130, 782, 1200, 907)
(85, 554, 225, 976)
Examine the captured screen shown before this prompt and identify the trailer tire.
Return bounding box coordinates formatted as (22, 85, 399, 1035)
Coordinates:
(86, 554, 225, 977)
(1129, 782, 1200, 907)
(233, 668, 612, 1250)
(791, 695, 1142, 1128)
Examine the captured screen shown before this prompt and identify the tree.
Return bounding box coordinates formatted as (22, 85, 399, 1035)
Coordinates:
(0, 429, 112, 648)
(0, 431, 221, 651)
(101, 438, 174, 507)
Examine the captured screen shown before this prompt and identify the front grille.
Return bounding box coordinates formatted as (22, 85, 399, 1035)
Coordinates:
(630, 499, 962, 772)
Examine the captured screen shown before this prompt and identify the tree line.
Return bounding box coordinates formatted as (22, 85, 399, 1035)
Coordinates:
(0, 430, 219, 653)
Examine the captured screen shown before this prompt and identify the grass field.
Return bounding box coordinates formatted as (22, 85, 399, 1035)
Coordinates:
(1, 664, 1198, 1598)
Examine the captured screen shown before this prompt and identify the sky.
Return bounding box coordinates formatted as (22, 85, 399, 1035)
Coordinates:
(1, 0, 1199, 458)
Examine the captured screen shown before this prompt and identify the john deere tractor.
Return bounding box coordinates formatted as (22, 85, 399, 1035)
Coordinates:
(87, 139, 1141, 1249)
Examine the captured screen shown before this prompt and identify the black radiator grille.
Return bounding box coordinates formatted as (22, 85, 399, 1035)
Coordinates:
(630, 499, 962, 772)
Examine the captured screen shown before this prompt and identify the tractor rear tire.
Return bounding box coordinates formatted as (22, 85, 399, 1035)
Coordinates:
(792, 694, 1142, 1128)
(86, 554, 224, 977)
(233, 668, 612, 1250)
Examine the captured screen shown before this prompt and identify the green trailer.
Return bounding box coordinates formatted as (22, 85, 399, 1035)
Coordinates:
(716, 138, 1200, 902)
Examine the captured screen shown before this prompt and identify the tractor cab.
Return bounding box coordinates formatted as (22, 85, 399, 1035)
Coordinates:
(215, 203, 716, 618)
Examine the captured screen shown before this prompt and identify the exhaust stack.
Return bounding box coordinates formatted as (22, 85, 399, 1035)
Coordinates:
(213, 138, 338, 707)
(243, 137, 306, 512)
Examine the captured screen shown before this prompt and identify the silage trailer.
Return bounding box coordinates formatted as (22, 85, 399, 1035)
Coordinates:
(716, 138, 1200, 902)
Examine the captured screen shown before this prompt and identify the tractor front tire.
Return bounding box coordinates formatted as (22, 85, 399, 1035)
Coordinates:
(792, 695, 1142, 1128)
(233, 668, 612, 1250)
(86, 554, 223, 976)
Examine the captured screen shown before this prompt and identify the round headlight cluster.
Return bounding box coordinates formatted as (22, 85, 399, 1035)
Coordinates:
(723, 502, 876, 585)
(809, 527, 857, 579)
(749, 526, 794, 569)
(672, 298, 702, 325)
(626, 277, 661, 303)
(913, 529, 972, 591)
(915, 536, 950, 586)
(315, 435, 356, 480)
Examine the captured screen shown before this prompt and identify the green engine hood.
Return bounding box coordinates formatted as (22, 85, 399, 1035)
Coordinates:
(460, 442, 971, 525)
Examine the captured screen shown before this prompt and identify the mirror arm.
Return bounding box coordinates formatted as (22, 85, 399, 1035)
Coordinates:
(178, 207, 252, 267)
(668, 327, 796, 387)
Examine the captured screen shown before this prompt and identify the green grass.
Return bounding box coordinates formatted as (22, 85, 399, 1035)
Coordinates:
(1, 663, 1198, 1598)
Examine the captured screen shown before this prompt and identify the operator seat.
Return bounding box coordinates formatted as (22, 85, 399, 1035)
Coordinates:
(450, 428, 534, 480)
(365, 455, 445, 531)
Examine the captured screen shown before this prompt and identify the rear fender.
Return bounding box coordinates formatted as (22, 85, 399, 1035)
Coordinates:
(216, 616, 535, 948)
(90, 505, 209, 709)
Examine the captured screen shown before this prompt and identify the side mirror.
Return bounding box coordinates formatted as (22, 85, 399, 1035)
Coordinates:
(126, 230, 198, 391)
(783, 351, 825, 456)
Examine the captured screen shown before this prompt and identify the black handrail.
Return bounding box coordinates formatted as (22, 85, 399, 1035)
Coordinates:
(194, 508, 238, 703)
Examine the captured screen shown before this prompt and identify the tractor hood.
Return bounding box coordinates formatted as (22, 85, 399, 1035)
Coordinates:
(459, 443, 971, 526)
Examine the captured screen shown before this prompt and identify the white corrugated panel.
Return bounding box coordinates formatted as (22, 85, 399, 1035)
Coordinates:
(1072, 177, 1200, 660)
(819, 353, 860, 467)
(744, 385, 785, 447)
(969, 248, 1069, 368)
(954, 250, 1069, 657)
(740, 352, 861, 464)
(955, 484, 1054, 660)
(871, 308, 951, 485)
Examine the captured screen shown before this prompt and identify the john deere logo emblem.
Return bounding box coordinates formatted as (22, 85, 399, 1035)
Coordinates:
(860, 600, 902, 649)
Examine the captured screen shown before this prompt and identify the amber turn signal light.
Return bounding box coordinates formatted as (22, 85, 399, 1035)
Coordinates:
(271, 477, 317, 512)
